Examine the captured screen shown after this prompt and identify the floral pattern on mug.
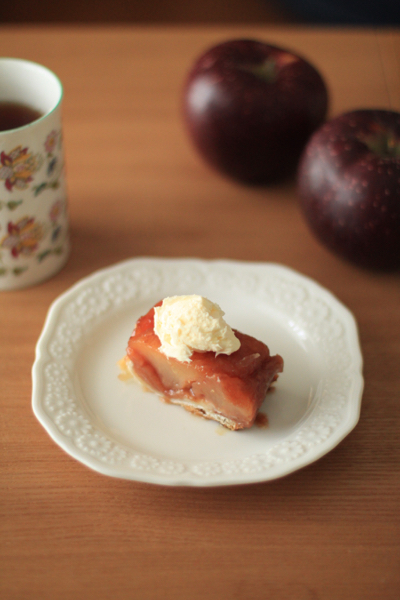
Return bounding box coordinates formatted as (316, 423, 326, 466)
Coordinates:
(49, 198, 64, 222)
(0, 264, 28, 277)
(0, 146, 43, 191)
(0, 199, 23, 211)
(33, 131, 63, 196)
(44, 130, 59, 155)
(49, 198, 65, 242)
(0, 216, 45, 258)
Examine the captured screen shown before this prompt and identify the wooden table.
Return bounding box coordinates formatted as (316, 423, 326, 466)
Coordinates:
(1, 26, 399, 600)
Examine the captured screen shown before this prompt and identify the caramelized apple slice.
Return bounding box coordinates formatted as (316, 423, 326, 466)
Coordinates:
(125, 303, 283, 430)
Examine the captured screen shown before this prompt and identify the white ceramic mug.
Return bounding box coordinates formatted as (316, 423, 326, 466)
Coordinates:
(0, 58, 69, 290)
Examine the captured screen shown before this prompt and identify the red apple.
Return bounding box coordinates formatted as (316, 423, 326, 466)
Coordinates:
(182, 39, 328, 184)
(298, 109, 400, 270)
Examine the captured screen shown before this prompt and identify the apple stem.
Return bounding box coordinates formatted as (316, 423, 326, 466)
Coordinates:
(362, 132, 400, 158)
(240, 59, 277, 83)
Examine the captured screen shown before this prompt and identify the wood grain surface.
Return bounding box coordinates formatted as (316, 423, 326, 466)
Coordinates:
(0, 26, 399, 600)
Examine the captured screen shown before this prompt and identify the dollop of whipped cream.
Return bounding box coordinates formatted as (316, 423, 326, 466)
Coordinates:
(153, 295, 241, 362)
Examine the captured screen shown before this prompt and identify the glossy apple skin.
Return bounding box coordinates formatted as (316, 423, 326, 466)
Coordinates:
(183, 39, 328, 184)
(298, 110, 400, 270)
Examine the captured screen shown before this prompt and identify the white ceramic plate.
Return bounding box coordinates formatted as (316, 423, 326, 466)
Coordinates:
(32, 258, 363, 486)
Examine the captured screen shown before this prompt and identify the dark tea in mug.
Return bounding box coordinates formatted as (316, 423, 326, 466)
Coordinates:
(0, 101, 43, 132)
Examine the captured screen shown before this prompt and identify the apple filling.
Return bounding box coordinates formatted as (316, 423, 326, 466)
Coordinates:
(125, 303, 284, 430)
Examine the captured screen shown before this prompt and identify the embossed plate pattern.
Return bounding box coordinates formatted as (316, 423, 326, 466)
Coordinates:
(32, 258, 363, 486)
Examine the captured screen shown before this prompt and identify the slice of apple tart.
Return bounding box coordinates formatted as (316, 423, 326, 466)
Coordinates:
(121, 295, 283, 430)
